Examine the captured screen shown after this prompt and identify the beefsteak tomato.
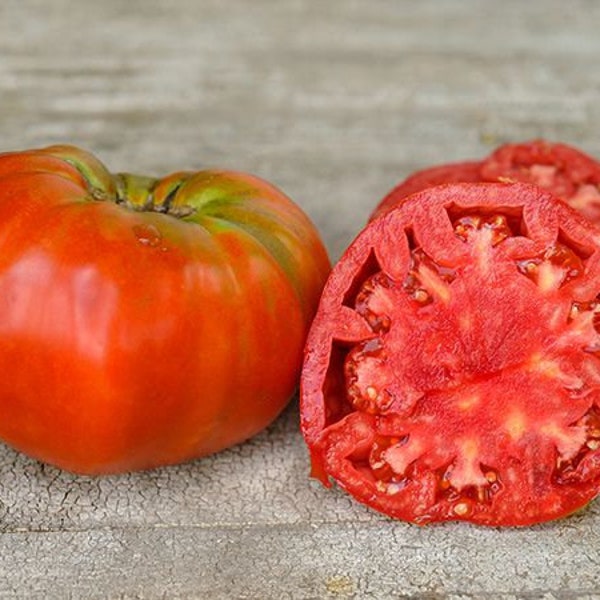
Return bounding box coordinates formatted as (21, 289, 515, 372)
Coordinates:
(0, 145, 330, 474)
(371, 140, 600, 223)
(482, 140, 600, 223)
(371, 161, 482, 220)
(301, 182, 600, 525)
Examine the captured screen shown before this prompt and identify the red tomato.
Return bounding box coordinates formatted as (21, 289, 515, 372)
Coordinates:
(371, 140, 600, 224)
(481, 140, 600, 223)
(371, 161, 482, 220)
(0, 145, 330, 474)
(301, 182, 600, 526)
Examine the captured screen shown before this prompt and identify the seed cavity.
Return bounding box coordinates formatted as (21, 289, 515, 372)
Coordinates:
(416, 264, 452, 304)
(543, 422, 588, 461)
(355, 274, 393, 333)
(517, 243, 584, 290)
(403, 248, 456, 306)
(453, 214, 512, 245)
(382, 437, 423, 476)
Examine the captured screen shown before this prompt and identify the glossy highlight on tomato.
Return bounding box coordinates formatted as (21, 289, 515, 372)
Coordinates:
(301, 182, 600, 526)
(0, 145, 330, 474)
(371, 140, 600, 223)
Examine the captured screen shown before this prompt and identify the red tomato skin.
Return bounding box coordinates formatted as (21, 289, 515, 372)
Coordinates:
(371, 161, 482, 220)
(0, 146, 330, 474)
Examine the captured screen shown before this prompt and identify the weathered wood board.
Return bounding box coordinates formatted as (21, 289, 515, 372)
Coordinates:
(1, 1, 600, 597)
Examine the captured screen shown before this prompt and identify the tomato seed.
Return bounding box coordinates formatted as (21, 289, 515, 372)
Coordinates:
(453, 502, 469, 515)
(375, 480, 387, 493)
(386, 482, 405, 495)
(569, 304, 580, 320)
(364, 313, 391, 333)
(414, 289, 430, 303)
(517, 259, 540, 280)
(485, 471, 497, 483)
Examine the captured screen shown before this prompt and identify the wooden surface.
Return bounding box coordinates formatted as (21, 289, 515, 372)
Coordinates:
(1, 1, 600, 598)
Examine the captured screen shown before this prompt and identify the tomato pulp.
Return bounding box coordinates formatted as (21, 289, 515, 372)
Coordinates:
(371, 140, 600, 223)
(301, 183, 600, 525)
(0, 145, 330, 474)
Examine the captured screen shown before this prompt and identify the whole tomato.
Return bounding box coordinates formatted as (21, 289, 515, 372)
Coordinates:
(0, 145, 330, 474)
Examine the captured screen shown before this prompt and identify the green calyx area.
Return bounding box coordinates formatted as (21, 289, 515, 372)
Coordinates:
(46, 145, 195, 219)
(112, 172, 195, 218)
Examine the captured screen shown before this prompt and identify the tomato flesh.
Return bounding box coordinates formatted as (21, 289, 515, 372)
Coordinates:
(301, 182, 600, 525)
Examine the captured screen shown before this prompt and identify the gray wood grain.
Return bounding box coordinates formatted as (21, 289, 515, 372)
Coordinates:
(1, 1, 600, 598)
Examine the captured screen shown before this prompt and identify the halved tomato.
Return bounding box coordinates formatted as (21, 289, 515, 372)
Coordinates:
(301, 182, 600, 526)
(371, 161, 482, 220)
(482, 140, 600, 223)
(371, 140, 600, 224)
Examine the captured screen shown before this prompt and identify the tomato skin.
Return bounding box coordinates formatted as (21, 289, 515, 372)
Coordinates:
(301, 182, 600, 526)
(371, 161, 482, 220)
(371, 140, 600, 223)
(0, 145, 330, 474)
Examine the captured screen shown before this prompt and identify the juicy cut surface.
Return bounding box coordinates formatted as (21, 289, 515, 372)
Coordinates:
(301, 183, 600, 525)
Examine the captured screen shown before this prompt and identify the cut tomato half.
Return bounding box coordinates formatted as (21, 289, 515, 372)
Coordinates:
(371, 140, 600, 224)
(372, 161, 482, 220)
(301, 182, 600, 526)
(482, 140, 600, 223)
